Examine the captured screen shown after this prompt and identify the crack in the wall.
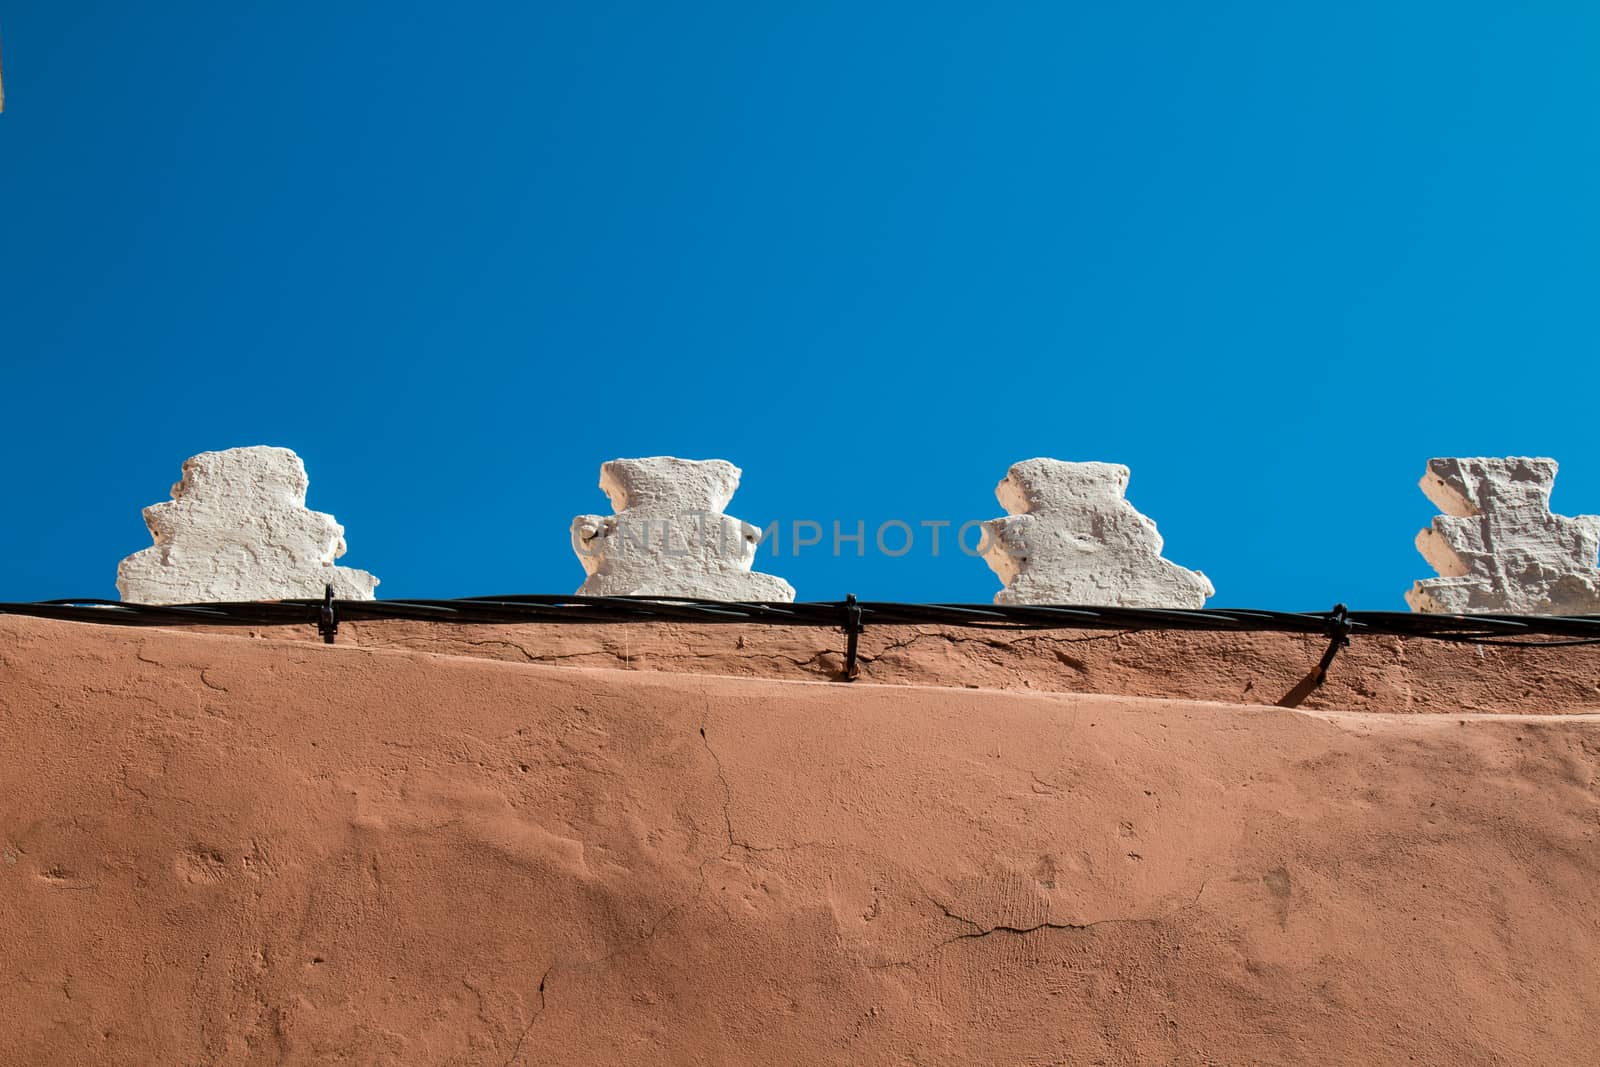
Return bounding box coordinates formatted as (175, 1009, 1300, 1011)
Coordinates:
(588, 706, 749, 968)
(874, 880, 1210, 970)
(860, 628, 1140, 675)
(657, 710, 1204, 980)
(698, 711, 869, 856)
(459, 639, 605, 664)
(782, 650, 837, 674)
(378, 628, 1146, 679)
(501, 965, 551, 1067)
(699, 720, 743, 856)
(511, 712, 779, 1046)
(379, 637, 839, 677)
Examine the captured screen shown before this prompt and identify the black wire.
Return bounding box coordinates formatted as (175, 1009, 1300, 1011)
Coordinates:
(2, 595, 1599, 646)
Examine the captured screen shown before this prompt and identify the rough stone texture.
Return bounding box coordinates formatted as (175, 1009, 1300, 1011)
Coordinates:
(980, 459, 1213, 607)
(116, 446, 379, 604)
(3, 614, 1599, 1065)
(1407, 456, 1600, 615)
(571, 457, 793, 601)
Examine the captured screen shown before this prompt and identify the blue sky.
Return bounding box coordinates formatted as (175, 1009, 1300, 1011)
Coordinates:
(2, 2, 1597, 606)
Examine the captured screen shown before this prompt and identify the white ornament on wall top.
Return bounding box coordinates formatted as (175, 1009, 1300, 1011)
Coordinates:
(571, 456, 794, 601)
(117, 446, 379, 604)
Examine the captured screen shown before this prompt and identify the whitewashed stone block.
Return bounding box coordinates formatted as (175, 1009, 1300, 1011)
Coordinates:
(979, 459, 1213, 608)
(571, 457, 794, 601)
(1406, 457, 1600, 615)
(117, 446, 379, 604)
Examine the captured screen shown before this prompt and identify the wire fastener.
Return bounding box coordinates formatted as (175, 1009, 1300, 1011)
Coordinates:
(1311, 603, 1353, 687)
(840, 593, 863, 681)
(318, 585, 339, 645)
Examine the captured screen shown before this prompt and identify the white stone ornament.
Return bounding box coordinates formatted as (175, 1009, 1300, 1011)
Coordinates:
(979, 459, 1214, 608)
(117, 446, 379, 604)
(1406, 456, 1600, 615)
(571, 457, 794, 601)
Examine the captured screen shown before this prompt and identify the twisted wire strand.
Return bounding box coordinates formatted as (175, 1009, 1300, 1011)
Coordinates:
(2, 596, 1597, 646)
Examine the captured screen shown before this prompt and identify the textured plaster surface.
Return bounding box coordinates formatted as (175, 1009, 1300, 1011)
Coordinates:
(1408, 456, 1600, 615)
(179, 616, 1600, 715)
(980, 459, 1213, 607)
(2, 614, 1598, 1065)
(116, 446, 378, 604)
(571, 457, 793, 600)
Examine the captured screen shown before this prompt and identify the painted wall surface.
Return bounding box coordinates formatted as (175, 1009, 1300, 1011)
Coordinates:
(3, 615, 1597, 1064)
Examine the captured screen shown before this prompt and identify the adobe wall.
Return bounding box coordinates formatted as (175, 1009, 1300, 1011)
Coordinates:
(2, 615, 1597, 1064)
(167, 615, 1600, 716)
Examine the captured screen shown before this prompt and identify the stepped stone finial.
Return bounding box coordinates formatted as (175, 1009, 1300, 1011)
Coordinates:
(571, 457, 794, 601)
(116, 446, 379, 604)
(979, 459, 1213, 608)
(1406, 457, 1600, 615)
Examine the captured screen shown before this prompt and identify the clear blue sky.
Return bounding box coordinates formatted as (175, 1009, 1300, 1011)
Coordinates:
(2, 2, 1597, 606)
